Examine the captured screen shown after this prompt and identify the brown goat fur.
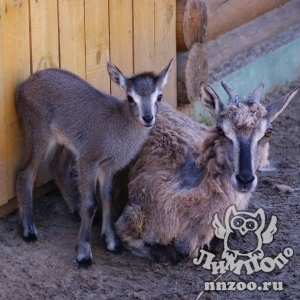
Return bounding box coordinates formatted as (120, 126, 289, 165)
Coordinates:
(115, 82, 299, 262)
(115, 103, 251, 258)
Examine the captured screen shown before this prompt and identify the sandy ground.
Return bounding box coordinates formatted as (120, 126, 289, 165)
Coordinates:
(1, 78, 300, 299)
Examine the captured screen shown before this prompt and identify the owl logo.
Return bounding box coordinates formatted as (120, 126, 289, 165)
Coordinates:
(212, 205, 277, 261)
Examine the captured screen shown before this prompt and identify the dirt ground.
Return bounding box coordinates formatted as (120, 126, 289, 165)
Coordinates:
(1, 79, 300, 299)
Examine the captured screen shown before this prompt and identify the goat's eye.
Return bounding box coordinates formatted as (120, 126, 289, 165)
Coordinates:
(157, 94, 163, 102)
(265, 128, 273, 137)
(216, 126, 224, 136)
(127, 95, 135, 103)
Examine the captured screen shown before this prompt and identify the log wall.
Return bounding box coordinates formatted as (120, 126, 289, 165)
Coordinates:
(176, 0, 292, 106)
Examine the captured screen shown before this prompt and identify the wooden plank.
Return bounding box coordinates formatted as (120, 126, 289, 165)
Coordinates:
(30, 0, 59, 72)
(1, 0, 31, 199)
(109, 0, 133, 98)
(29, 0, 60, 187)
(85, 0, 110, 93)
(133, 0, 155, 73)
(206, 0, 290, 42)
(0, 10, 8, 206)
(205, 0, 300, 72)
(58, 0, 85, 77)
(0, 181, 56, 218)
(155, 0, 177, 107)
(177, 43, 207, 105)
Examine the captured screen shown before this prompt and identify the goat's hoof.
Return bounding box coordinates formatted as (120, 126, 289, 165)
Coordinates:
(108, 243, 122, 254)
(22, 233, 37, 243)
(102, 234, 122, 254)
(20, 225, 37, 242)
(76, 257, 93, 269)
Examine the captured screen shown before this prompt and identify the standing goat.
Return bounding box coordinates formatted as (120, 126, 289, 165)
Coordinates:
(15, 60, 173, 267)
(114, 81, 299, 263)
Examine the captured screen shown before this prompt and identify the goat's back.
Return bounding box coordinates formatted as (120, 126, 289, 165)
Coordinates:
(16, 68, 122, 125)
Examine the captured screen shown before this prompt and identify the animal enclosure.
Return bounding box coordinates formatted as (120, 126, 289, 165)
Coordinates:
(0, 0, 176, 215)
(0, 0, 296, 216)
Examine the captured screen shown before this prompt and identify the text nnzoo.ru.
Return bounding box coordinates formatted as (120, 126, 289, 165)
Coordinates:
(204, 281, 283, 291)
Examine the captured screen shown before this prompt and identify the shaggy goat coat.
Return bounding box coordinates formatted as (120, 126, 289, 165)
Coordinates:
(115, 102, 268, 258)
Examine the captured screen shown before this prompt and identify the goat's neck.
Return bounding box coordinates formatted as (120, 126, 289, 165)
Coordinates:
(120, 102, 146, 130)
(119, 102, 150, 146)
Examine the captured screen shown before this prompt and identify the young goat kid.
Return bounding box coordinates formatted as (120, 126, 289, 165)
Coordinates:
(15, 60, 173, 267)
(114, 81, 299, 263)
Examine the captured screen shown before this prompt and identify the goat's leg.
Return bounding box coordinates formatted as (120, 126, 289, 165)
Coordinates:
(16, 142, 49, 241)
(99, 169, 121, 253)
(115, 192, 184, 264)
(115, 204, 181, 264)
(115, 204, 150, 256)
(49, 145, 81, 217)
(76, 162, 97, 268)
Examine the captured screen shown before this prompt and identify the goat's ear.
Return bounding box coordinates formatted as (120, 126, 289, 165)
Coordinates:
(107, 62, 127, 90)
(199, 82, 224, 118)
(266, 87, 299, 122)
(156, 59, 173, 88)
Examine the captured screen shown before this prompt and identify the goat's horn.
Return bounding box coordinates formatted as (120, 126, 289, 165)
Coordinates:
(248, 82, 265, 104)
(221, 81, 239, 105)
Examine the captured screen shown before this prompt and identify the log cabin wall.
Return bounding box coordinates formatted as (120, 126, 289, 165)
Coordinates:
(176, 0, 294, 110)
(0, 0, 176, 216)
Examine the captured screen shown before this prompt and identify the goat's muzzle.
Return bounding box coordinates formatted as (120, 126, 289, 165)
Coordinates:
(142, 115, 155, 128)
(231, 171, 257, 193)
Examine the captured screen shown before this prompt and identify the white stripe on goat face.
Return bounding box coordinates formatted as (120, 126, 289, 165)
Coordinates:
(128, 88, 161, 128)
(250, 118, 270, 170)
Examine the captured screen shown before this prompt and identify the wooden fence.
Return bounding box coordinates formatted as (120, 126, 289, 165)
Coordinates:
(0, 0, 176, 213)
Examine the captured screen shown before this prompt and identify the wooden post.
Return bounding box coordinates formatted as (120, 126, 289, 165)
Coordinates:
(176, 0, 207, 51)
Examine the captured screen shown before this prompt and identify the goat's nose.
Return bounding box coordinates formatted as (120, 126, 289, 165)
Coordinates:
(236, 171, 255, 185)
(142, 115, 154, 124)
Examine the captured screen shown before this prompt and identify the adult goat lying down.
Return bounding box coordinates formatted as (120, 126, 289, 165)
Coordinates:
(114, 81, 299, 263)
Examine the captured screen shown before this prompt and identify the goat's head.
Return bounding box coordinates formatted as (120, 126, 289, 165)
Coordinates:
(200, 81, 299, 193)
(107, 60, 173, 128)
